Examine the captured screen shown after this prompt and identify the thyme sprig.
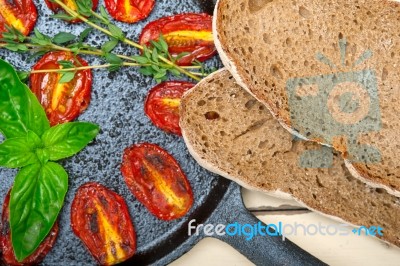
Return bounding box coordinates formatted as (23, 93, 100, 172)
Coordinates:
(0, 0, 214, 83)
(52, 0, 202, 81)
(0, 26, 205, 83)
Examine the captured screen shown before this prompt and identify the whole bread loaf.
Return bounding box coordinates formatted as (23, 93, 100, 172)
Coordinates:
(213, 0, 400, 196)
(180, 69, 400, 247)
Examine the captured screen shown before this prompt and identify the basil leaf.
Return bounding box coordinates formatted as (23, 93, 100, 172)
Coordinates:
(10, 162, 68, 261)
(0, 131, 41, 168)
(16, 71, 30, 82)
(35, 148, 50, 165)
(42, 122, 99, 161)
(0, 59, 50, 139)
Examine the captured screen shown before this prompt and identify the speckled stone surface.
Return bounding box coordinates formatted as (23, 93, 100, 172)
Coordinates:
(0, 1, 224, 265)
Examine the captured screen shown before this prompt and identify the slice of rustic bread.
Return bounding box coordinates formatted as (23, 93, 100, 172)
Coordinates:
(213, 0, 400, 196)
(180, 69, 400, 247)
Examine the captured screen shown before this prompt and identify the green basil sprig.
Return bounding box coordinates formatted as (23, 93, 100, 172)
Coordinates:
(0, 59, 99, 261)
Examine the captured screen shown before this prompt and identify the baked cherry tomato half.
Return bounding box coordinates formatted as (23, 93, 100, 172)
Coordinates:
(30, 51, 92, 126)
(71, 182, 136, 266)
(145, 81, 195, 136)
(104, 0, 155, 23)
(139, 13, 216, 66)
(121, 143, 194, 221)
(0, 0, 37, 37)
(0, 190, 59, 266)
(44, 0, 99, 23)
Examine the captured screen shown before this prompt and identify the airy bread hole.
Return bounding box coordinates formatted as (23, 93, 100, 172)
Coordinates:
(197, 100, 206, 106)
(270, 64, 283, 79)
(240, 47, 246, 56)
(382, 67, 388, 81)
(258, 140, 268, 149)
(312, 193, 317, 200)
(204, 111, 220, 120)
(299, 6, 312, 18)
(248, 0, 273, 13)
(262, 33, 271, 44)
(245, 99, 257, 109)
(375, 188, 386, 194)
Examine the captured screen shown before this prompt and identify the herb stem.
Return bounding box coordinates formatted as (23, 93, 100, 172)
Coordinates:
(54, 0, 115, 43)
(52, 0, 201, 81)
(189, 71, 210, 77)
(0, 42, 203, 71)
(30, 62, 143, 74)
(90, 9, 110, 25)
(0, 42, 70, 52)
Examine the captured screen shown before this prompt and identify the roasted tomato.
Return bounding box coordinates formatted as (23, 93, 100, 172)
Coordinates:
(139, 13, 216, 65)
(30, 51, 92, 126)
(44, 0, 99, 23)
(71, 182, 136, 265)
(0, 190, 59, 266)
(121, 143, 194, 220)
(104, 0, 155, 23)
(145, 81, 195, 135)
(0, 0, 37, 37)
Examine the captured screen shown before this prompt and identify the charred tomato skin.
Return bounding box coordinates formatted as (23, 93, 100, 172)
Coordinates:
(121, 143, 194, 221)
(139, 13, 216, 65)
(145, 81, 195, 135)
(104, 0, 155, 23)
(30, 51, 92, 126)
(0, 0, 37, 37)
(0, 190, 59, 266)
(70, 182, 136, 266)
(44, 0, 99, 23)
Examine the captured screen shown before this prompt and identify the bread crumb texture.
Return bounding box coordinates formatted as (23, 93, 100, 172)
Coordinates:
(216, 0, 400, 194)
(180, 70, 400, 247)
